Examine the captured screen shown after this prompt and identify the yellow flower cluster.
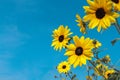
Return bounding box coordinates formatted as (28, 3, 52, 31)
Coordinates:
(52, 25, 102, 70)
(51, 0, 120, 79)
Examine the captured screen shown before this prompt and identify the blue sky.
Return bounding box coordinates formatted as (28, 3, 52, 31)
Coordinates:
(0, 0, 120, 80)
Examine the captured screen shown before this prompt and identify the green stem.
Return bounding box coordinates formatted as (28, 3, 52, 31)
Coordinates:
(111, 38, 120, 45)
(67, 73, 72, 80)
(86, 63, 90, 76)
(114, 19, 120, 34)
(89, 60, 107, 79)
(95, 56, 120, 72)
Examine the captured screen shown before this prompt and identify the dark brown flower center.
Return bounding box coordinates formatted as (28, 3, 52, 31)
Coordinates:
(112, 0, 119, 3)
(75, 47, 83, 56)
(59, 35, 64, 42)
(107, 73, 111, 77)
(93, 40, 97, 44)
(62, 65, 66, 69)
(95, 8, 105, 19)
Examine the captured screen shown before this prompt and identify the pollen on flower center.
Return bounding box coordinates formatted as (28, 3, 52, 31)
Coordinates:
(62, 65, 66, 69)
(75, 47, 83, 56)
(59, 35, 64, 42)
(95, 8, 105, 19)
(112, 0, 119, 3)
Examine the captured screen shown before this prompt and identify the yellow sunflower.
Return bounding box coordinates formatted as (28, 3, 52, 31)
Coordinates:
(95, 63, 108, 76)
(104, 55, 111, 62)
(83, 0, 119, 32)
(76, 14, 86, 34)
(57, 61, 70, 74)
(105, 69, 115, 79)
(51, 25, 72, 51)
(102, 55, 111, 63)
(64, 36, 93, 68)
(91, 39, 102, 48)
(111, 0, 120, 11)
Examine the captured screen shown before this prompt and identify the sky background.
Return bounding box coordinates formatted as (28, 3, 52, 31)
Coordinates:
(0, 0, 120, 80)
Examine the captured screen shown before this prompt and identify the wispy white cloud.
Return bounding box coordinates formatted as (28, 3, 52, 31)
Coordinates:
(0, 25, 30, 80)
(0, 25, 30, 49)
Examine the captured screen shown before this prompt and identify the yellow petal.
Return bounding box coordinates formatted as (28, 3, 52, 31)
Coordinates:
(86, 0, 98, 9)
(64, 51, 75, 56)
(97, 25, 101, 32)
(79, 36, 85, 45)
(103, 15, 110, 26)
(83, 14, 94, 22)
(68, 55, 77, 64)
(73, 36, 81, 47)
(81, 55, 86, 65)
(73, 57, 80, 68)
(89, 18, 99, 29)
(66, 44, 76, 51)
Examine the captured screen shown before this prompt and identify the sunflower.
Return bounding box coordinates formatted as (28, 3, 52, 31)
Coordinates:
(104, 55, 111, 62)
(57, 61, 70, 74)
(111, 0, 120, 11)
(105, 69, 115, 79)
(76, 14, 86, 34)
(91, 39, 102, 48)
(51, 25, 72, 51)
(83, 0, 119, 32)
(64, 36, 93, 68)
(95, 63, 108, 76)
(102, 55, 111, 63)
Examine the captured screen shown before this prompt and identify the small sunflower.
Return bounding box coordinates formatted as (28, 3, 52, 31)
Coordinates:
(51, 25, 72, 51)
(104, 55, 111, 62)
(83, 0, 119, 32)
(95, 63, 108, 76)
(64, 36, 93, 68)
(111, 0, 120, 11)
(105, 69, 115, 79)
(102, 55, 111, 63)
(76, 14, 86, 34)
(92, 39, 102, 48)
(57, 61, 70, 74)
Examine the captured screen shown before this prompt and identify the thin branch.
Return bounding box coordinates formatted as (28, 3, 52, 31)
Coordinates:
(111, 38, 120, 45)
(89, 60, 107, 79)
(114, 19, 120, 34)
(86, 63, 90, 76)
(67, 73, 72, 80)
(94, 56, 120, 72)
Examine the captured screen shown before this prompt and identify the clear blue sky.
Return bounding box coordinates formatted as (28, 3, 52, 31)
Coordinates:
(0, 0, 119, 80)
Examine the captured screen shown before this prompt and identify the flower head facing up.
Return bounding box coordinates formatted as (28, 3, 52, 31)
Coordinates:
(51, 25, 72, 51)
(92, 39, 102, 48)
(111, 0, 120, 11)
(83, 0, 119, 32)
(76, 14, 86, 34)
(64, 36, 93, 68)
(105, 69, 115, 79)
(57, 61, 70, 74)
